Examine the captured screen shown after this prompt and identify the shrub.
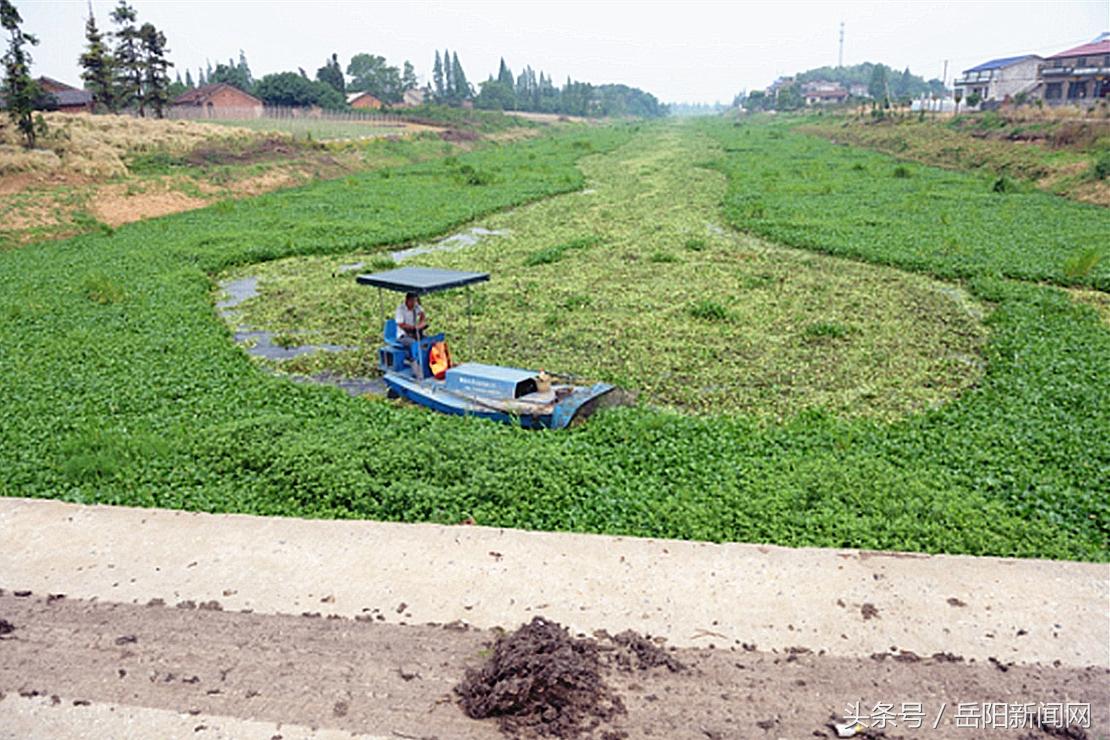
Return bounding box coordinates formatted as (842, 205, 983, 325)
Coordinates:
(688, 300, 730, 321)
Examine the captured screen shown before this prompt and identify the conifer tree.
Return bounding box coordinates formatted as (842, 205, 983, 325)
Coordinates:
(109, 0, 142, 111)
(79, 3, 115, 112)
(1, 0, 43, 148)
(450, 51, 470, 101)
(184, 67, 193, 88)
(432, 50, 443, 100)
(497, 57, 512, 87)
(443, 47, 453, 100)
(401, 60, 416, 92)
(138, 21, 171, 117)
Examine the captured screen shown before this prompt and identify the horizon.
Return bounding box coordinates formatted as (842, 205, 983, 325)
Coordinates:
(13, 0, 1110, 105)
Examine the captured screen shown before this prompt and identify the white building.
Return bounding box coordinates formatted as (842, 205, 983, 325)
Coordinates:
(953, 55, 1042, 105)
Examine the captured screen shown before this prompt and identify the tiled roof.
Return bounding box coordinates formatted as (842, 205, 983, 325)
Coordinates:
(1048, 36, 1110, 60)
(964, 55, 1039, 73)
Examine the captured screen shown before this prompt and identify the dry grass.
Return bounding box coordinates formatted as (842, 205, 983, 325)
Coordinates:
(0, 112, 266, 177)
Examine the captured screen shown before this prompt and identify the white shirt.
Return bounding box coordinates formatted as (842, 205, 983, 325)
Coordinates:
(395, 302, 425, 337)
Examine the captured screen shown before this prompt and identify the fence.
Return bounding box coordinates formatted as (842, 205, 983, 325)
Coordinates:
(166, 105, 408, 125)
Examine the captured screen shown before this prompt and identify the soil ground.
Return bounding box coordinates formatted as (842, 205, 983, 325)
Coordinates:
(1, 593, 1106, 739)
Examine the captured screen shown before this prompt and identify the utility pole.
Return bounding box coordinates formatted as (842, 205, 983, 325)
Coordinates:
(838, 21, 845, 68)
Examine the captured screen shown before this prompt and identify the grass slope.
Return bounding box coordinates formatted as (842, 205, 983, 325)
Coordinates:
(0, 121, 1106, 561)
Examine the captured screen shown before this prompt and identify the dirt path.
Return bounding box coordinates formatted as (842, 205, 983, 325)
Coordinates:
(2, 592, 1105, 739)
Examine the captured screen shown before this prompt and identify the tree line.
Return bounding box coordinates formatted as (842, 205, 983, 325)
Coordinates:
(473, 57, 666, 117)
(3, 0, 671, 149)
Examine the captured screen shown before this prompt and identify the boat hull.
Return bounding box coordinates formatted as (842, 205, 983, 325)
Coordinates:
(382, 371, 614, 429)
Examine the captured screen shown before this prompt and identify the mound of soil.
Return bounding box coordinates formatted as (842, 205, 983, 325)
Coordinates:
(456, 617, 626, 737)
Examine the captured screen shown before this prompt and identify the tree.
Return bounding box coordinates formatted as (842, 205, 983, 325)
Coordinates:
(210, 60, 251, 92)
(401, 60, 416, 92)
(442, 47, 453, 100)
(110, 1, 142, 112)
(254, 71, 345, 109)
(346, 53, 402, 102)
(184, 68, 193, 88)
(167, 69, 185, 99)
(867, 63, 889, 105)
(474, 79, 514, 110)
(432, 50, 444, 100)
(138, 21, 171, 117)
(450, 51, 471, 102)
(775, 81, 803, 110)
(79, 3, 115, 112)
(316, 52, 344, 94)
(1, 0, 43, 148)
(497, 57, 513, 87)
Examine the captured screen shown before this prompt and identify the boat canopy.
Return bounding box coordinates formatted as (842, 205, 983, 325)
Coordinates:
(356, 267, 490, 295)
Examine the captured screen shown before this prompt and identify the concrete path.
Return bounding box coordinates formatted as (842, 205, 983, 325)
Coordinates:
(1, 497, 1106, 666)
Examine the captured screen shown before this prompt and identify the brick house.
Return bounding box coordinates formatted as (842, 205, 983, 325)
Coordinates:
(37, 77, 94, 112)
(0, 77, 92, 113)
(171, 83, 263, 117)
(1038, 33, 1110, 106)
(346, 91, 383, 110)
(953, 55, 1042, 106)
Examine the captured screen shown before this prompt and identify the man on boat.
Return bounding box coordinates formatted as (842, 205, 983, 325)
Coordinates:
(396, 292, 428, 378)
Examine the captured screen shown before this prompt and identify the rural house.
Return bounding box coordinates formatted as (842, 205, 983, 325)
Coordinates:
(1038, 32, 1110, 105)
(802, 81, 849, 105)
(398, 87, 427, 108)
(346, 91, 383, 110)
(0, 76, 92, 113)
(953, 55, 1041, 105)
(171, 83, 263, 118)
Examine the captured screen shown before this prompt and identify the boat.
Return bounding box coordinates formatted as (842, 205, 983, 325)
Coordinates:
(356, 266, 615, 429)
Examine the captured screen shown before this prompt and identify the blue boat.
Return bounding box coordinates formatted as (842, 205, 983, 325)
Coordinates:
(356, 266, 615, 429)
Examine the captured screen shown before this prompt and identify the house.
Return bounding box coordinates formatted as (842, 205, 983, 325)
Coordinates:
(37, 77, 93, 112)
(0, 77, 92, 113)
(953, 55, 1041, 105)
(171, 83, 262, 118)
(399, 87, 427, 108)
(346, 91, 383, 110)
(802, 81, 849, 105)
(1037, 33, 1110, 106)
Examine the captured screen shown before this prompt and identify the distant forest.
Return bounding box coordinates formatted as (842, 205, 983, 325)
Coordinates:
(472, 58, 666, 118)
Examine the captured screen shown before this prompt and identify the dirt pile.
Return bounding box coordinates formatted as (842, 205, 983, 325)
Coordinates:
(457, 617, 626, 737)
(456, 617, 688, 738)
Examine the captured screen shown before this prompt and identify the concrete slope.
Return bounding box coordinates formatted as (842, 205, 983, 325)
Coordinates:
(1, 497, 1106, 667)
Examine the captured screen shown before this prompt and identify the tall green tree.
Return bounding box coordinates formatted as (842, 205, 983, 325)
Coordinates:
(109, 1, 142, 111)
(450, 51, 470, 102)
(401, 60, 416, 92)
(868, 63, 889, 104)
(442, 47, 453, 100)
(138, 20, 171, 117)
(316, 52, 344, 94)
(1, 0, 43, 148)
(346, 53, 401, 102)
(184, 67, 193, 88)
(78, 3, 115, 112)
(210, 59, 251, 92)
(432, 50, 444, 100)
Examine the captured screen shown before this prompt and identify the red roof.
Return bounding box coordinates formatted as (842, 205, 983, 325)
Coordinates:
(172, 83, 261, 106)
(1048, 38, 1110, 60)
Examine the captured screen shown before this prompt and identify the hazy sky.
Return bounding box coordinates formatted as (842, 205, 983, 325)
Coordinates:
(18, 0, 1110, 104)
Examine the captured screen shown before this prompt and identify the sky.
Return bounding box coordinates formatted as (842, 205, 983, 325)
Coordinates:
(17, 0, 1110, 104)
